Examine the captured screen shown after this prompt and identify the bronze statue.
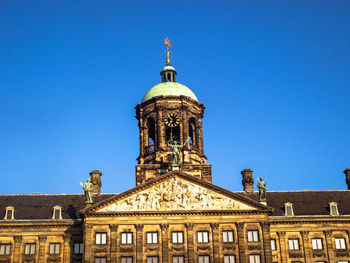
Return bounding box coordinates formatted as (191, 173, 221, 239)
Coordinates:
(80, 178, 93, 204)
(257, 177, 267, 202)
(167, 138, 189, 167)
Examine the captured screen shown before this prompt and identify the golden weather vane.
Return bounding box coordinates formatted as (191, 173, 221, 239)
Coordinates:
(164, 37, 172, 65)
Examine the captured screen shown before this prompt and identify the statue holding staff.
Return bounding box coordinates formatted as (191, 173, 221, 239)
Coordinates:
(257, 177, 267, 203)
(167, 137, 189, 167)
(80, 178, 93, 204)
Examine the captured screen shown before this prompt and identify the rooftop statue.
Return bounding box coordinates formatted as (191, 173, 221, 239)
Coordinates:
(80, 178, 93, 204)
(257, 177, 267, 203)
(167, 137, 189, 170)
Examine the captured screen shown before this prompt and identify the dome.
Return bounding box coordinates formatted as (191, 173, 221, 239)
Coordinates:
(161, 65, 176, 72)
(141, 82, 198, 103)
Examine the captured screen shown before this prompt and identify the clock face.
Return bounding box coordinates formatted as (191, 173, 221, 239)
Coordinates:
(165, 113, 180, 127)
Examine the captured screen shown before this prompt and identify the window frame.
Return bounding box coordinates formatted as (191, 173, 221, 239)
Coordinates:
(146, 256, 159, 263)
(95, 257, 107, 263)
(197, 231, 209, 243)
(198, 255, 210, 263)
(121, 256, 133, 263)
(0, 244, 11, 255)
(247, 230, 259, 242)
(172, 255, 184, 263)
(95, 232, 107, 245)
(224, 254, 235, 263)
(284, 203, 294, 216)
(311, 238, 323, 250)
(146, 232, 158, 244)
(222, 230, 234, 243)
(288, 239, 300, 250)
(49, 243, 61, 255)
(172, 231, 184, 244)
(248, 254, 261, 263)
(329, 202, 339, 216)
(121, 232, 133, 245)
(270, 239, 277, 251)
(24, 243, 36, 255)
(73, 242, 84, 255)
(4, 206, 14, 220)
(335, 238, 347, 249)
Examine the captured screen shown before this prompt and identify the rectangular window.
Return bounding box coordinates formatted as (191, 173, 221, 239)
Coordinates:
(224, 255, 235, 263)
(198, 255, 210, 263)
(173, 256, 184, 263)
(24, 243, 36, 255)
(54, 209, 60, 219)
(288, 239, 300, 250)
(147, 256, 159, 263)
(249, 255, 261, 263)
(6, 210, 13, 220)
(95, 257, 107, 263)
(73, 243, 83, 254)
(0, 244, 11, 255)
(49, 243, 61, 255)
(146, 232, 158, 244)
(312, 238, 323, 250)
(121, 256, 133, 263)
(121, 232, 133, 244)
(172, 231, 184, 244)
(270, 239, 276, 251)
(286, 206, 293, 215)
(197, 231, 209, 243)
(335, 238, 346, 249)
(95, 233, 107, 245)
(222, 231, 234, 243)
(247, 230, 259, 242)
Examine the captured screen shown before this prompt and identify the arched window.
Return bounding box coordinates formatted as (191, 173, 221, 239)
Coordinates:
(189, 118, 196, 146)
(147, 117, 155, 149)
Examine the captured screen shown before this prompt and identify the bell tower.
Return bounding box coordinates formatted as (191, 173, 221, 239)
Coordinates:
(135, 39, 212, 185)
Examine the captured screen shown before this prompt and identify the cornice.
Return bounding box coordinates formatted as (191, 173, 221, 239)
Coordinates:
(270, 216, 350, 224)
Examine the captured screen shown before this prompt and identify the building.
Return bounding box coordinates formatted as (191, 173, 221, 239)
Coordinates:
(1, 43, 350, 263)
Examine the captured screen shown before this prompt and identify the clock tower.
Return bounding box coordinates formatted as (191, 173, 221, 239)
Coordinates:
(135, 40, 212, 185)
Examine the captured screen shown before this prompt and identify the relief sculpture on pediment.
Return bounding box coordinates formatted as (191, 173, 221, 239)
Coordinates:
(97, 176, 254, 212)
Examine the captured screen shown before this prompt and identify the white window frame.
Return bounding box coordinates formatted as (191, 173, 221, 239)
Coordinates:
(52, 206, 62, 219)
(249, 254, 261, 263)
(222, 231, 234, 243)
(0, 244, 11, 255)
(95, 232, 107, 245)
(172, 231, 184, 244)
(329, 202, 339, 216)
(224, 254, 235, 263)
(121, 256, 133, 263)
(197, 231, 209, 243)
(270, 239, 276, 250)
(312, 238, 323, 250)
(198, 255, 210, 263)
(288, 239, 300, 250)
(49, 243, 61, 255)
(335, 238, 346, 249)
(146, 256, 159, 263)
(284, 203, 294, 216)
(95, 257, 107, 263)
(247, 230, 259, 242)
(172, 255, 184, 263)
(73, 242, 83, 254)
(121, 232, 133, 244)
(24, 243, 36, 255)
(4, 206, 14, 220)
(146, 232, 158, 244)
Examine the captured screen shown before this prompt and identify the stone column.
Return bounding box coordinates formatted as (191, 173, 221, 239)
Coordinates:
(185, 223, 195, 263)
(135, 224, 144, 263)
(110, 225, 118, 263)
(63, 234, 71, 263)
(300, 231, 311, 263)
(138, 109, 144, 158)
(83, 224, 93, 263)
(156, 107, 164, 150)
(160, 224, 169, 263)
(210, 223, 220, 263)
(13, 235, 22, 263)
(197, 118, 204, 155)
(277, 232, 287, 263)
(323, 230, 334, 262)
(236, 223, 246, 263)
(38, 235, 47, 263)
(261, 222, 272, 263)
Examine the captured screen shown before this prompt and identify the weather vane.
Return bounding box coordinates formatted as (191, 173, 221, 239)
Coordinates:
(164, 37, 172, 65)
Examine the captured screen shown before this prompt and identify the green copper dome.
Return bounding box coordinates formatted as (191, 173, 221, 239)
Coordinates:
(141, 82, 198, 103)
(161, 65, 176, 72)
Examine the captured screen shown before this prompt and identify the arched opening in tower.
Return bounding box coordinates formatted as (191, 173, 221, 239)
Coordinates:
(189, 118, 196, 147)
(165, 125, 180, 144)
(147, 117, 155, 151)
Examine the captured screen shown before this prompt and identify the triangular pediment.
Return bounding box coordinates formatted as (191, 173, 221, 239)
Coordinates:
(83, 171, 272, 214)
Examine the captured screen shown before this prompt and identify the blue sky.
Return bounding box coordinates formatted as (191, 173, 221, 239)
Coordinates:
(1, 1, 349, 194)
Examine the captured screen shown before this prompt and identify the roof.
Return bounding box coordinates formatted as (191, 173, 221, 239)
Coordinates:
(1, 189, 350, 220)
(141, 82, 198, 103)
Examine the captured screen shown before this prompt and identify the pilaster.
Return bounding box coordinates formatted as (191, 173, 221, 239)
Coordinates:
(160, 224, 169, 263)
(110, 225, 118, 263)
(63, 234, 71, 263)
(236, 223, 246, 263)
(261, 222, 272, 263)
(185, 223, 195, 263)
(323, 230, 334, 262)
(135, 224, 144, 263)
(210, 223, 220, 263)
(277, 232, 287, 263)
(38, 235, 47, 263)
(13, 235, 22, 263)
(83, 224, 93, 263)
(301, 231, 311, 263)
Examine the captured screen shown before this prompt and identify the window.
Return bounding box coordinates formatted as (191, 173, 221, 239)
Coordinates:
(249, 255, 261, 263)
(197, 231, 209, 243)
(335, 238, 346, 249)
(146, 232, 158, 244)
(0, 244, 11, 255)
(95, 257, 107, 263)
(121, 232, 133, 244)
(172, 232, 184, 244)
(224, 255, 235, 263)
(198, 255, 210, 263)
(288, 239, 300, 250)
(284, 203, 294, 216)
(222, 231, 234, 243)
(329, 202, 339, 216)
(147, 256, 159, 263)
(52, 206, 62, 219)
(173, 256, 184, 263)
(121, 256, 133, 263)
(270, 239, 276, 251)
(73, 243, 83, 254)
(4, 206, 14, 220)
(24, 243, 36, 255)
(95, 232, 107, 245)
(337, 261, 349, 263)
(49, 243, 60, 255)
(312, 238, 323, 250)
(247, 230, 259, 242)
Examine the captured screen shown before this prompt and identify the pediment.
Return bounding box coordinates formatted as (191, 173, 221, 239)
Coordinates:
(84, 171, 272, 214)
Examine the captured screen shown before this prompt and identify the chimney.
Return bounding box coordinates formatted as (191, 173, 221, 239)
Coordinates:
(90, 170, 102, 194)
(241, 168, 254, 192)
(344, 168, 350, 190)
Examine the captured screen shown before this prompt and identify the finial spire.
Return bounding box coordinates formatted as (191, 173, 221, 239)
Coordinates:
(164, 37, 172, 65)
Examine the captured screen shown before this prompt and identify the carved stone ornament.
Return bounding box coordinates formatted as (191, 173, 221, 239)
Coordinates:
(120, 247, 134, 253)
(135, 224, 144, 231)
(278, 232, 286, 238)
(248, 245, 261, 250)
(185, 223, 194, 230)
(236, 223, 244, 231)
(109, 224, 118, 231)
(38, 235, 47, 242)
(210, 223, 219, 230)
(96, 176, 255, 212)
(160, 224, 169, 231)
(197, 245, 210, 251)
(13, 235, 22, 243)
